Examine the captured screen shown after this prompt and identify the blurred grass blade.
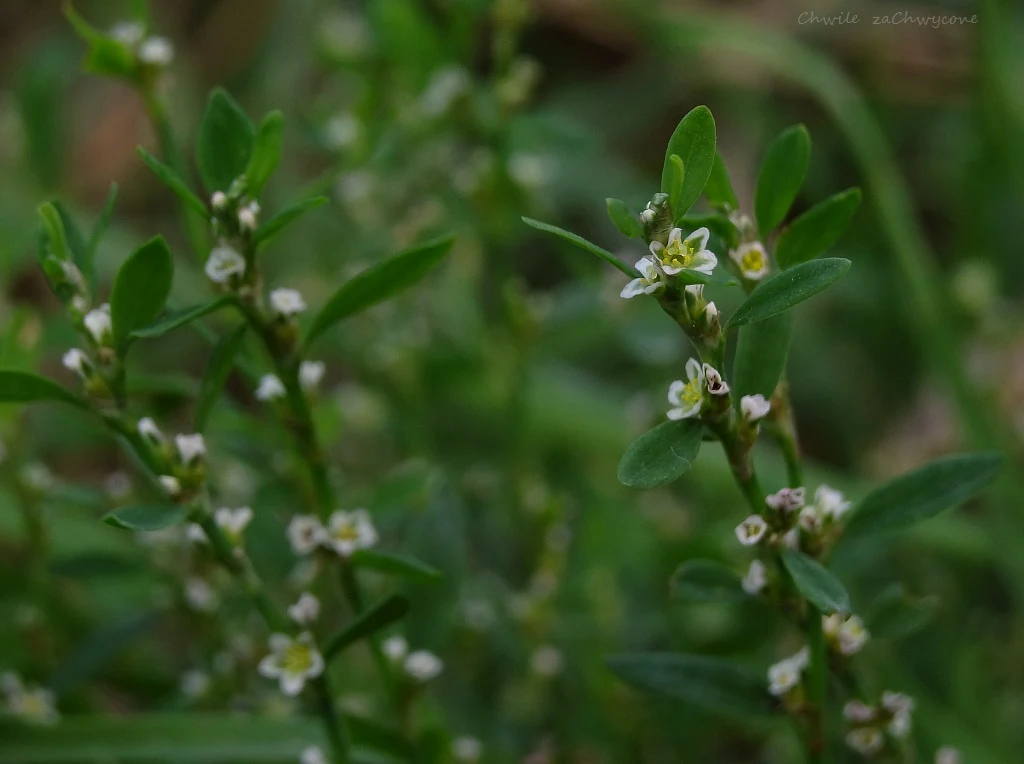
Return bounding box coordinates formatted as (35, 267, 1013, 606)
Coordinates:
(253, 196, 328, 246)
(197, 88, 255, 192)
(0, 370, 88, 408)
(606, 198, 642, 239)
(618, 418, 702, 489)
(845, 453, 1003, 537)
(755, 124, 810, 239)
(103, 504, 186, 532)
(195, 324, 248, 431)
(87, 182, 118, 262)
(137, 147, 208, 217)
(725, 257, 850, 328)
(661, 105, 716, 219)
(731, 312, 792, 402)
(246, 110, 284, 196)
(351, 549, 442, 583)
(323, 594, 411, 660)
(110, 236, 175, 353)
(865, 584, 937, 640)
(774, 188, 861, 268)
(780, 549, 850, 614)
(671, 559, 746, 602)
(131, 298, 234, 340)
(522, 217, 640, 278)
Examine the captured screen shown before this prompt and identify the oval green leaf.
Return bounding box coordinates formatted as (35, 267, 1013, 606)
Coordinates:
(605, 198, 642, 239)
(131, 298, 233, 340)
(607, 652, 775, 718)
(755, 124, 811, 239)
(246, 110, 284, 196)
(350, 549, 442, 584)
(780, 549, 850, 614)
(704, 151, 739, 211)
(845, 452, 1003, 537)
(306, 236, 455, 346)
(731, 312, 793, 402)
(103, 504, 186, 532)
(197, 88, 255, 193)
(775, 188, 862, 268)
(0, 370, 89, 409)
(725, 257, 850, 329)
(661, 105, 716, 219)
(253, 196, 328, 246)
(618, 418, 702, 490)
(671, 559, 747, 602)
(323, 594, 411, 660)
(522, 217, 639, 278)
(110, 236, 175, 352)
(137, 147, 207, 217)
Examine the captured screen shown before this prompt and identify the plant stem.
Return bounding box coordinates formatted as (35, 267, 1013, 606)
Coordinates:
(806, 605, 828, 763)
(314, 675, 354, 764)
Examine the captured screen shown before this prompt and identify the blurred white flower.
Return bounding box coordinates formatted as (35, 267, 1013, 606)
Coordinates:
(767, 647, 808, 696)
(83, 303, 112, 345)
(215, 506, 253, 543)
(741, 559, 767, 595)
(300, 746, 328, 764)
(258, 632, 324, 696)
(109, 21, 145, 46)
(325, 509, 377, 556)
(650, 227, 716, 276)
(175, 433, 206, 464)
(730, 241, 769, 280)
(823, 614, 869, 655)
(288, 593, 321, 625)
(843, 700, 876, 723)
(620, 257, 664, 299)
(882, 691, 914, 737)
(158, 475, 181, 497)
(138, 37, 174, 66)
(383, 635, 408, 662)
(237, 200, 260, 233)
(530, 645, 564, 677)
(256, 374, 287, 401)
(452, 737, 482, 762)
(404, 650, 443, 681)
(288, 516, 326, 555)
(815, 484, 852, 521)
(62, 348, 91, 379)
(4, 683, 58, 725)
(741, 394, 771, 422)
(269, 288, 307, 317)
(735, 515, 768, 546)
(667, 359, 706, 420)
(845, 727, 884, 756)
(185, 577, 218, 612)
(137, 417, 166, 445)
(206, 246, 246, 284)
(420, 66, 470, 117)
(323, 113, 361, 151)
(935, 747, 961, 764)
(299, 361, 326, 391)
(211, 191, 228, 211)
(180, 670, 210, 699)
(765, 487, 805, 513)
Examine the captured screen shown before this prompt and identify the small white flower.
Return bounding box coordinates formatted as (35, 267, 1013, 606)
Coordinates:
(258, 632, 324, 696)
(205, 246, 246, 284)
(180, 670, 210, 699)
(620, 257, 664, 299)
(649, 227, 717, 276)
(237, 200, 260, 232)
(815, 484, 852, 521)
(300, 746, 329, 764)
(175, 433, 206, 464)
(214, 506, 253, 543)
(137, 417, 166, 445)
(702, 363, 729, 396)
(5, 684, 58, 725)
(730, 241, 770, 280)
(288, 593, 321, 625)
(83, 304, 112, 345)
(882, 691, 914, 737)
(383, 635, 408, 661)
(640, 207, 655, 225)
(667, 358, 706, 420)
(187, 523, 207, 544)
(843, 700, 877, 723)
(453, 736, 482, 762)
(798, 504, 824, 533)
(299, 361, 326, 391)
(420, 66, 470, 117)
(404, 650, 443, 681)
(255, 374, 287, 401)
(767, 648, 807, 697)
(741, 394, 771, 422)
(845, 727, 884, 756)
(269, 288, 307, 317)
(158, 475, 181, 496)
(741, 559, 768, 595)
(838, 616, 870, 655)
(765, 487, 806, 513)
(138, 36, 174, 66)
(735, 515, 768, 546)
(935, 747, 961, 764)
(530, 645, 564, 677)
(62, 348, 91, 379)
(211, 191, 228, 211)
(323, 113, 361, 150)
(703, 301, 718, 322)
(288, 515, 326, 555)
(109, 21, 145, 46)
(779, 527, 800, 550)
(185, 577, 218, 612)
(325, 509, 377, 556)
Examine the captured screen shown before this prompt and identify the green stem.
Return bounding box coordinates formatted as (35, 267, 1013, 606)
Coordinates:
(806, 605, 828, 763)
(313, 675, 354, 764)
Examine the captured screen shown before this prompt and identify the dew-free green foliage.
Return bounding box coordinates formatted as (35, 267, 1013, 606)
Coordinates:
(0, 370, 88, 409)
(522, 217, 640, 277)
(102, 504, 187, 531)
(774, 189, 862, 268)
(731, 312, 793, 402)
(351, 550, 443, 583)
(137, 147, 207, 216)
(671, 560, 746, 602)
(606, 198, 642, 239)
(246, 111, 284, 196)
(197, 89, 255, 192)
(755, 124, 811, 239)
(252, 196, 328, 246)
(110, 236, 174, 352)
(781, 549, 851, 615)
(661, 105, 716, 219)
(726, 257, 851, 328)
(194, 324, 247, 431)
(323, 594, 411, 659)
(131, 298, 233, 340)
(617, 418, 702, 489)
(705, 151, 739, 211)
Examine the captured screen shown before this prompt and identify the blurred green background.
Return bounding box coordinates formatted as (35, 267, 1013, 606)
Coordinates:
(1, 0, 1023, 761)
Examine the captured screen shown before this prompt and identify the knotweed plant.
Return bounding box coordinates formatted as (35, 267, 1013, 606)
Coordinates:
(0, 8, 459, 763)
(525, 107, 1002, 762)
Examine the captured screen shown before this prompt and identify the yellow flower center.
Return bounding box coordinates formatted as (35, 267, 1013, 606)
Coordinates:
(680, 380, 702, 408)
(740, 248, 766, 274)
(333, 523, 359, 542)
(281, 643, 314, 674)
(663, 238, 698, 269)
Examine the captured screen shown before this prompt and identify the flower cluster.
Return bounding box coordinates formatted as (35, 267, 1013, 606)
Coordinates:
(1, 673, 58, 725)
(287, 509, 378, 557)
(823, 613, 870, 656)
(137, 420, 207, 498)
(736, 484, 853, 560)
(843, 691, 915, 756)
(621, 227, 717, 301)
(382, 636, 444, 682)
(109, 21, 174, 68)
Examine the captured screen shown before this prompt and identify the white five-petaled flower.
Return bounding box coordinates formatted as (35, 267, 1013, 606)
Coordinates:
(404, 650, 443, 681)
(667, 359, 706, 420)
(823, 614, 870, 655)
(325, 509, 378, 556)
(137, 417, 166, 445)
(269, 288, 307, 317)
(765, 487, 806, 514)
(767, 647, 808, 696)
(735, 515, 769, 546)
(702, 363, 729, 396)
(730, 241, 770, 281)
(211, 191, 228, 211)
(62, 348, 91, 379)
(299, 361, 326, 391)
(845, 728, 884, 756)
(83, 303, 112, 345)
(287, 515, 326, 555)
(843, 700, 876, 723)
(741, 559, 768, 595)
(300, 746, 329, 764)
(255, 374, 287, 401)
(815, 484, 852, 521)
(238, 200, 260, 232)
(741, 394, 771, 422)
(205, 246, 246, 285)
(158, 475, 181, 497)
(138, 36, 174, 66)
(453, 736, 482, 762)
(288, 592, 321, 625)
(175, 433, 206, 465)
(620, 257, 665, 299)
(258, 632, 324, 696)
(383, 635, 408, 661)
(214, 506, 253, 543)
(649, 227, 717, 276)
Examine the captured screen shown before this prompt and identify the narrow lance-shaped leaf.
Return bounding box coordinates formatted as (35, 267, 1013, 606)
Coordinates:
(306, 236, 455, 346)
(618, 418, 702, 490)
(197, 88, 255, 192)
(672, 560, 747, 603)
(88, 183, 118, 262)
(661, 105, 716, 219)
(110, 236, 175, 352)
(606, 198, 642, 239)
(350, 549, 442, 584)
(137, 147, 208, 217)
(755, 124, 811, 239)
(704, 151, 739, 211)
(775, 188, 862, 268)
(38, 202, 71, 261)
(726, 257, 851, 329)
(246, 111, 284, 196)
(253, 196, 328, 246)
(845, 452, 1002, 537)
(731, 312, 793, 402)
(0, 370, 89, 409)
(195, 324, 248, 432)
(131, 298, 234, 340)
(608, 653, 776, 718)
(323, 594, 410, 660)
(522, 217, 639, 278)
(780, 549, 850, 614)
(103, 504, 187, 532)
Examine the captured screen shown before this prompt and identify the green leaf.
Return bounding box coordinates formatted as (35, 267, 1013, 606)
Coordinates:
(865, 584, 937, 640)
(323, 594, 411, 660)
(780, 549, 850, 614)
(50, 553, 144, 579)
(195, 324, 248, 431)
(0, 370, 88, 409)
(137, 147, 207, 217)
(51, 201, 89, 274)
(774, 188, 862, 268)
(522, 217, 639, 278)
(704, 151, 739, 211)
(306, 236, 455, 346)
(87, 182, 118, 262)
(51, 611, 160, 695)
(605, 198, 642, 239)
(671, 560, 747, 603)
(102, 504, 186, 532)
(38, 202, 71, 261)
(755, 124, 811, 239)
(618, 418, 702, 490)
(731, 312, 793, 402)
(196, 88, 255, 193)
(350, 549, 442, 584)
(110, 236, 175, 352)
(845, 453, 1003, 537)
(726, 257, 851, 329)
(252, 196, 328, 246)
(245, 111, 284, 196)
(667, 153, 685, 217)
(64, 7, 136, 80)
(608, 653, 775, 718)
(661, 105, 716, 218)
(131, 298, 233, 340)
